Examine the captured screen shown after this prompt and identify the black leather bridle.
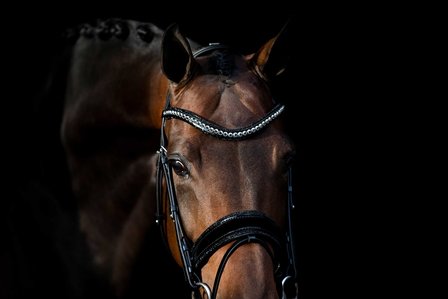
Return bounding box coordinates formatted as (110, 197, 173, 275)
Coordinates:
(155, 44, 298, 299)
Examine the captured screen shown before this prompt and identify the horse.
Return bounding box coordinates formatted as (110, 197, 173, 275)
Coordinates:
(59, 18, 298, 299)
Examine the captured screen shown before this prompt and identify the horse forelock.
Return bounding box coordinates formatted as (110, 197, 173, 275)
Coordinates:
(212, 50, 234, 78)
(192, 50, 238, 85)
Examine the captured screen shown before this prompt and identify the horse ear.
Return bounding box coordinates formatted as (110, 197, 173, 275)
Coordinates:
(251, 20, 291, 80)
(162, 23, 196, 84)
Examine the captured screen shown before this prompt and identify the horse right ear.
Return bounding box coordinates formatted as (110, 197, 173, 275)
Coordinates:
(162, 24, 197, 84)
(251, 20, 292, 81)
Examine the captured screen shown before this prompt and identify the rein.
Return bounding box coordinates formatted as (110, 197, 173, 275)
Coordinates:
(155, 44, 298, 299)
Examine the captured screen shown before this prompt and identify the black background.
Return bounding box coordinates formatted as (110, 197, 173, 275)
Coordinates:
(2, 2, 421, 299)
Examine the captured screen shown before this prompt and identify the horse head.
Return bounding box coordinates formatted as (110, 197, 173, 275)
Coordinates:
(60, 17, 297, 299)
(157, 22, 297, 299)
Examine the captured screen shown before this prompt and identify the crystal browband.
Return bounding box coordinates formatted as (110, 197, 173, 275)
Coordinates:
(162, 104, 285, 140)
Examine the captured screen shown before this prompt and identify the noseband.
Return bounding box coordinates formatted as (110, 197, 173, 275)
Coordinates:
(155, 44, 298, 299)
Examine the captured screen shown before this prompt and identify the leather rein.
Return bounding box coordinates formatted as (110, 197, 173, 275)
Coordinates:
(155, 44, 298, 299)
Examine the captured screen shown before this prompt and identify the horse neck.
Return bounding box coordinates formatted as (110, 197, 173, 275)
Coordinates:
(60, 20, 170, 297)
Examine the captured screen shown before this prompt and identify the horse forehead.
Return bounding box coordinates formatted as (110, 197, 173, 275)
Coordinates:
(168, 124, 289, 168)
(177, 74, 273, 123)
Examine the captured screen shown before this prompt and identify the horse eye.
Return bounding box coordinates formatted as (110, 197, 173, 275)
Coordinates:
(169, 159, 189, 177)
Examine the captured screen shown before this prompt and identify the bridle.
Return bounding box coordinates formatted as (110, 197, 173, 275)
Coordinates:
(155, 44, 298, 299)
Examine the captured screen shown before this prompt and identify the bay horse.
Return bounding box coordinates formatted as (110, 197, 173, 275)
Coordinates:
(60, 19, 297, 299)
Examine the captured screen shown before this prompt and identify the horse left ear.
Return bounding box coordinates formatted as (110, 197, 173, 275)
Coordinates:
(251, 20, 291, 80)
(162, 23, 197, 84)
